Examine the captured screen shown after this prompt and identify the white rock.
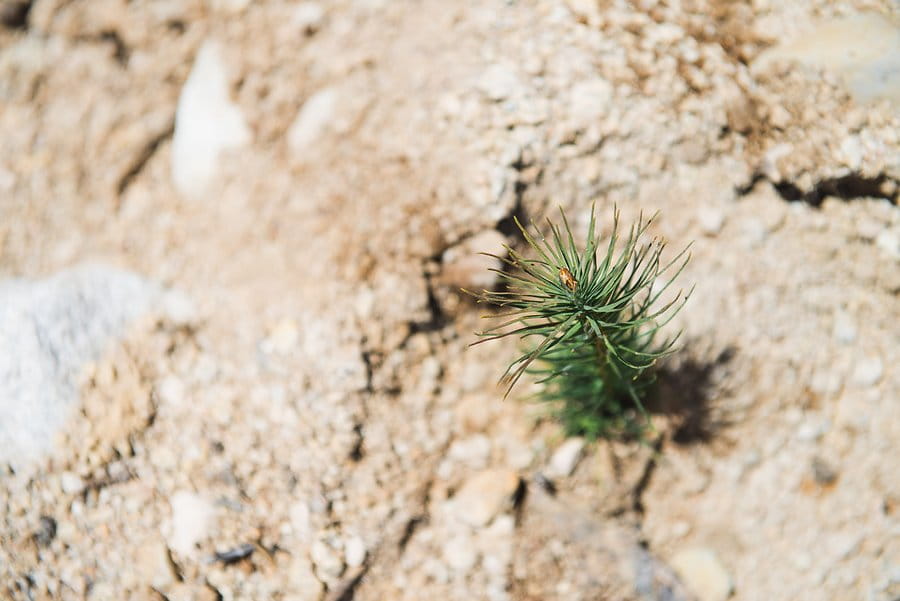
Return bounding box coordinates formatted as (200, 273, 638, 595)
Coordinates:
(482, 553, 508, 578)
(447, 434, 492, 468)
(671, 521, 691, 538)
(875, 229, 900, 260)
(568, 78, 613, 130)
(443, 533, 478, 572)
(486, 584, 509, 601)
(768, 104, 792, 129)
(287, 88, 338, 152)
(0, 265, 158, 469)
(449, 469, 520, 527)
(478, 64, 521, 101)
(435, 458, 453, 481)
(547, 437, 585, 478)
(161, 290, 196, 327)
(855, 216, 883, 241)
(156, 376, 185, 406)
(171, 40, 251, 200)
(293, 2, 325, 33)
(670, 548, 733, 601)
(852, 356, 883, 387)
(60, 472, 85, 495)
(760, 143, 792, 181)
(741, 217, 768, 247)
(289, 501, 312, 540)
(796, 419, 829, 442)
(478, 514, 515, 576)
(645, 22, 685, 46)
(344, 536, 367, 568)
(266, 318, 299, 354)
(832, 310, 857, 344)
(698, 208, 725, 236)
(504, 439, 535, 470)
(484, 513, 515, 537)
(809, 368, 842, 397)
(311, 539, 344, 580)
(167, 491, 216, 555)
(838, 136, 863, 170)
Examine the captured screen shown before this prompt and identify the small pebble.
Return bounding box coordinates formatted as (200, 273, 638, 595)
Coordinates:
(811, 456, 838, 486)
(267, 318, 299, 354)
(447, 434, 492, 468)
(852, 356, 883, 387)
(156, 376, 186, 406)
(832, 311, 857, 344)
(161, 290, 197, 326)
(546, 437, 585, 478)
(671, 520, 691, 538)
(670, 547, 733, 601)
(567, 78, 613, 131)
(311, 539, 344, 580)
(344, 536, 367, 568)
(287, 88, 338, 152)
(443, 534, 478, 572)
(768, 104, 792, 129)
(60, 472, 85, 495)
(855, 217, 882, 241)
(796, 419, 828, 442)
(875, 229, 900, 260)
(741, 217, 768, 247)
(809, 369, 843, 397)
(478, 64, 521, 101)
(167, 491, 216, 556)
(450, 469, 521, 527)
(504, 439, 536, 470)
(214, 543, 255, 564)
(293, 2, 325, 33)
(171, 40, 251, 200)
(290, 502, 312, 540)
(33, 516, 57, 547)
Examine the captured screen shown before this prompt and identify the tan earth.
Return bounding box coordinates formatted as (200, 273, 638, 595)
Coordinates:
(1, 1, 898, 600)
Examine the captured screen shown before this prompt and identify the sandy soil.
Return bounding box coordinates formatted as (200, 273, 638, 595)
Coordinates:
(1, 1, 898, 600)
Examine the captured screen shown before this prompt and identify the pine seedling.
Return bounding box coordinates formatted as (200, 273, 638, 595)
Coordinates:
(469, 206, 692, 439)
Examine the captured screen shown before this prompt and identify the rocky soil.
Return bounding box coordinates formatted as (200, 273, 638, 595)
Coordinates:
(1, 1, 898, 600)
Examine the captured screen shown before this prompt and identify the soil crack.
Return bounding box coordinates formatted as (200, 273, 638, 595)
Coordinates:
(116, 119, 175, 202)
(740, 172, 899, 206)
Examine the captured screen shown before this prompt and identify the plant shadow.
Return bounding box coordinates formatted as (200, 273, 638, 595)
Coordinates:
(648, 346, 735, 445)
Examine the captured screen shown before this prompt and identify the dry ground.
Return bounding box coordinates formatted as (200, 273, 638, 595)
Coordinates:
(1, 1, 898, 600)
